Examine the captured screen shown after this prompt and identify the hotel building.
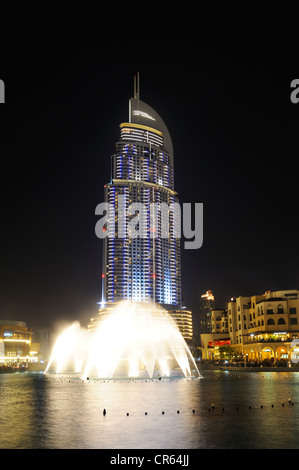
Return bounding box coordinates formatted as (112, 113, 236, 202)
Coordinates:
(89, 75, 193, 341)
(200, 289, 299, 363)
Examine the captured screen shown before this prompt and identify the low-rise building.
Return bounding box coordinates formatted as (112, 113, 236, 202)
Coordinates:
(0, 320, 32, 366)
(200, 333, 231, 361)
(200, 290, 299, 364)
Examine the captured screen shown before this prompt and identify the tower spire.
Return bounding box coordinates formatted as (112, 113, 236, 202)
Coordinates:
(133, 72, 140, 100)
(137, 71, 140, 100)
(134, 75, 137, 99)
(131, 73, 140, 121)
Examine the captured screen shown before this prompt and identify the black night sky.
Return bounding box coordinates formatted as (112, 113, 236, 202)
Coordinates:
(1, 3, 299, 337)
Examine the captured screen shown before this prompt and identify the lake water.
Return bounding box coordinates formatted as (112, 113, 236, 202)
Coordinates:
(1, 370, 299, 449)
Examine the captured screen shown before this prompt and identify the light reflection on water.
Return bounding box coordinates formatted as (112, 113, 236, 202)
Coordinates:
(1, 370, 299, 449)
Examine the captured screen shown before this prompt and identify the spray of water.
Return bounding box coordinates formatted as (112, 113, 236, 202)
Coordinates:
(45, 300, 200, 379)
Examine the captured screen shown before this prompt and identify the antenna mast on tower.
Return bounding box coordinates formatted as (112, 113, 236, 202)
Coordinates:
(131, 72, 140, 122)
(133, 72, 140, 100)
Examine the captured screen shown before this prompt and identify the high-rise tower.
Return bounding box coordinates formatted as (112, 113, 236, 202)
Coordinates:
(102, 75, 181, 309)
(199, 290, 215, 334)
(90, 75, 193, 341)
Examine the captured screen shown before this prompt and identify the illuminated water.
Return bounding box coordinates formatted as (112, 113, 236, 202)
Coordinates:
(45, 301, 199, 379)
(1, 370, 299, 449)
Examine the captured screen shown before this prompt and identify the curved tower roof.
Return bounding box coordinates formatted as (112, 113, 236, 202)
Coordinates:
(100, 75, 181, 310)
(129, 97, 174, 168)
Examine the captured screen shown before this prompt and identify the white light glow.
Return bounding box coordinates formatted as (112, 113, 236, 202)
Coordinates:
(133, 110, 155, 121)
(45, 300, 200, 379)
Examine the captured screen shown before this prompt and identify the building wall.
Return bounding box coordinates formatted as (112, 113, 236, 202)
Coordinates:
(168, 309, 193, 342)
(0, 320, 32, 365)
(211, 308, 226, 334)
(201, 290, 299, 362)
(200, 333, 231, 360)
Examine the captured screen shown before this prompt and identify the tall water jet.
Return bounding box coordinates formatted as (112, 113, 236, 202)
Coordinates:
(45, 300, 200, 379)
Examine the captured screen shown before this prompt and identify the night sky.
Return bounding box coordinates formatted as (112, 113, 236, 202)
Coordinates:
(1, 4, 298, 335)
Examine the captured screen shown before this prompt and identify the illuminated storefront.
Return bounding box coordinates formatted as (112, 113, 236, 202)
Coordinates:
(0, 320, 32, 366)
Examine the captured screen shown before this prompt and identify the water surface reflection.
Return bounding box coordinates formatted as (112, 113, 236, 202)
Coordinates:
(0, 371, 299, 448)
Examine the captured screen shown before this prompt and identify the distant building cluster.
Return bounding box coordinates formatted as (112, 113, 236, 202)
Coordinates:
(0, 320, 51, 369)
(3, 289, 299, 369)
(200, 289, 299, 364)
(0, 320, 33, 367)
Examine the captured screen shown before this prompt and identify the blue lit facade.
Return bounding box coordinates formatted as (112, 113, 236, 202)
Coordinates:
(101, 94, 182, 311)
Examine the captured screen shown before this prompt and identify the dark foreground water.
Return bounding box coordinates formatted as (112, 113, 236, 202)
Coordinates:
(1, 370, 299, 449)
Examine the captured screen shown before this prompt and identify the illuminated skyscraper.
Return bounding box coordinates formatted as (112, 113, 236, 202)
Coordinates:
(101, 75, 181, 309)
(90, 75, 193, 340)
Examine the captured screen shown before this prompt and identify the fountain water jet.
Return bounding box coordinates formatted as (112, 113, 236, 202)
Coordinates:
(45, 300, 200, 379)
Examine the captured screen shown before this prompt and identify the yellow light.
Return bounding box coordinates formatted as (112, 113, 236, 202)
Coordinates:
(0, 356, 30, 360)
(112, 179, 177, 196)
(120, 122, 163, 136)
(132, 110, 155, 121)
(201, 290, 215, 301)
(3, 339, 30, 343)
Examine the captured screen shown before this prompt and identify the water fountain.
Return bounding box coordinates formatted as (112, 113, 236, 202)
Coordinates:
(45, 300, 200, 379)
